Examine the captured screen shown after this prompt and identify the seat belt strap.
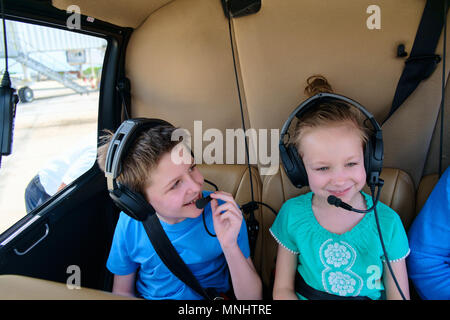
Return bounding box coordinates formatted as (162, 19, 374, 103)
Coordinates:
(141, 214, 215, 300)
(295, 271, 371, 300)
(384, 0, 449, 123)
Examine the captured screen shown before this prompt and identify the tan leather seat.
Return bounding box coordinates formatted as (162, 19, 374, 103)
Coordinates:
(362, 168, 416, 230)
(198, 164, 262, 206)
(416, 173, 439, 214)
(197, 164, 268, 287)
(259, 166, 416, 292)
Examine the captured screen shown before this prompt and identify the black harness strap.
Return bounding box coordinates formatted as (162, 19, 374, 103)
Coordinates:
(295, 271, 371, 301)
(141, 214, 218, 300)
(385, 0, 449, 124)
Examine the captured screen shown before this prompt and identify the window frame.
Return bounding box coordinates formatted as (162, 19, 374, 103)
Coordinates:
(0, 0, 130, 242)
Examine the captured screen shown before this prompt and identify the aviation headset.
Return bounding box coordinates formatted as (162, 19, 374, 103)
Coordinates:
(104, 118, 173, 221)
(279, 92, 384, 189)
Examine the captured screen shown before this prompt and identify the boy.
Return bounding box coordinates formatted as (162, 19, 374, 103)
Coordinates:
(97, 122, 262, 300)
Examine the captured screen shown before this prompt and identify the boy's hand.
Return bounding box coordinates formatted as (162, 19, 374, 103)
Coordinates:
(209, 191, 243, 250)
(210, 191, 263, 300)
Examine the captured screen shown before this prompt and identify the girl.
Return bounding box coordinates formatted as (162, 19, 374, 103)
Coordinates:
(271, 75, 410, 300)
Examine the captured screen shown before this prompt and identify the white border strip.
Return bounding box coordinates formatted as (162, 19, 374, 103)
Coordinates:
(269, 228, 299, 255)
(0, 215, 41, 247)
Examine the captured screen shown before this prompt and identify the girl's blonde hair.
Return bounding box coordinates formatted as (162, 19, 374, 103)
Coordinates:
(294, 75, 370, 155)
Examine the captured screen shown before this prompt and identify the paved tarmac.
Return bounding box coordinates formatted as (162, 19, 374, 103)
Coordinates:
(0, 91, 98, 234)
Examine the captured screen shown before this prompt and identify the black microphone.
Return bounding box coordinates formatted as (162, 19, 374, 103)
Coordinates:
(195, 195, 212, 209)
(327, 195, 375, 214)
(327, 195, 353, 211)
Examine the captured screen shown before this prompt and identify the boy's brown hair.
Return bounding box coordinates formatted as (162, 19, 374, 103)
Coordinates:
(97, 125, 180, 194)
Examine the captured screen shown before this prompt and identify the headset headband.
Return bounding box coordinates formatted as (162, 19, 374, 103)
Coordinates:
(280, 92, 382, 141)
(104, 118, 172, 191)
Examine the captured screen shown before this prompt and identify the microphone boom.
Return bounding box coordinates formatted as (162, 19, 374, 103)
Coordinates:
(195, 195, 212, 209)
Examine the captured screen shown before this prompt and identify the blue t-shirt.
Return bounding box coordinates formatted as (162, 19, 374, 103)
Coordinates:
(107, 191, 250, 300)
(407, 167, 450, 300)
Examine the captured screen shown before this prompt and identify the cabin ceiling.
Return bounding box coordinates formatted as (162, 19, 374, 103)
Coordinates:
(52, 0, 174, 28)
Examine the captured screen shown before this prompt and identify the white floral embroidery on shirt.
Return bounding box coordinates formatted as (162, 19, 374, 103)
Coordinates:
(328, 271, 356, 296)
(324, 242, 351, 268)
(319, 239, 363, 297)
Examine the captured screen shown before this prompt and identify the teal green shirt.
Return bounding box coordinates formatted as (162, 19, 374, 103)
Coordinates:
(270, 192, 410, 300)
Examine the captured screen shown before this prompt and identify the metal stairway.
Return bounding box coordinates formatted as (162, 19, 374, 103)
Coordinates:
(14, 52, 89, 94)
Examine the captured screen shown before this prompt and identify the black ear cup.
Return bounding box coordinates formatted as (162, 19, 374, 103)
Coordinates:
(364, 138, 373, 184)
(109, 184, 156, 221)
(364, 134, 383, 187)
(280, 142, 309, 188)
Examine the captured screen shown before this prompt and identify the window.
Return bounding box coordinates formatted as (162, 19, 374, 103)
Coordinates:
(0, 20, 107, 234)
